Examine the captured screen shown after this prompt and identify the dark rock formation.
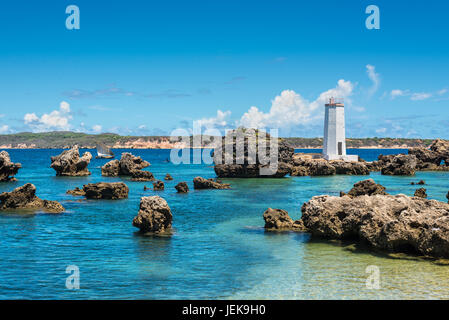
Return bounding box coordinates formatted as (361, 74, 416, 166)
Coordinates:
(83, 182, 129, 200)
(132, 196, 172, 234)
(66, 187, 85, 196)
(213, 128, 294, 178)
(447, 192, 449, 204)
(346, 179, 388, 198)
(0, 151, 21, 182)
(193, 176, 230, 189)
(301, 192, 449, 258)
(175, 182, 189, 193)
(0, 183, 64, 213)
(50, 146, 92, 176)
(164, 174, 173, 181)
(414, 188, 427, 199)
(153, 180, 164, 191)
(381, 154, 417, 176)
(411, 180, 426, 186)
(102, 153, 153, 181)
(263, 208, 307, 231)
(330, 161, 370, 175)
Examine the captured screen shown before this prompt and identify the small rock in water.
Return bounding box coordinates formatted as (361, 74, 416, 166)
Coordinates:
(83, 182, 129, 200)
(0, 151, 21, 182)
(164, 174, 173, 181)
(132, 196, 172, 234)
(153, 180, 164, 191)
(346, 179, 387, 198)
(263, 208, 307, 232)
(414, 188, 427, 199)
(418, 180, 426, 185)
(175, 182, 189, 193)
(193, 176, 230, 189)
(66, 187, 85, 196)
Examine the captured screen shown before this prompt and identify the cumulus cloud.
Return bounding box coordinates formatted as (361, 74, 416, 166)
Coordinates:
(24, 101, 73, 132)
(0, 125, 10, 134)
(410, 92, 432, 101)
(194, 110, 232, 130)
(366, 64, 380, 96)
(92, 125, 102, 133)
(391, 89, 435, 101)
(239, 79, 355, 133)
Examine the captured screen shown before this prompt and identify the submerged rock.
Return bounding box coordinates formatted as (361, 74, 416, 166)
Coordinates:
(175, 182, 189, 193)
(0, 151, 21, 182)
(263, 208, 307, 231)
(102, 153, 153, 181)
(132, 196, 172, 234)
(346, 179, 387, 198)
(0, 183, 64, 213)
(193, 176, 230, 189)
(153, 180, 164, 191)
(381, 154, 417, 176)
(164, 173, 173, 181)
(50, 146, 92, 176)
(414, 188, 427, 199)
(213, 128, 294, 178)
(301, 191, 449, 258)
(83, 182, 129, 200)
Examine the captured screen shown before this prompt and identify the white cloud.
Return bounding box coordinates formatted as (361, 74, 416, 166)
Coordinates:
(24, 101, 73, 132)
(0, 125, 10, 134)
(390, 89, 409, 99)
(138, 125, 147, 129)
(92, 125, 102, 133)
(366, 64, 380, 96)
(239, 79, 355, 131)
(375, 127, 387, 134)
(194, 110, 232, 130)
(391, 89, 434, 101)
(410, 92, 432, 101)
(438, 89, 448, 95)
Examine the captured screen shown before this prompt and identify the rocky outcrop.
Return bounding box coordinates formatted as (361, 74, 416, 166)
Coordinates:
(290, 155, 369, 177)
(381, 154, 417, 176)
(50, 146, 92, 176)
(330, 161, 370, 175)
(193, 177, 230, 189)
(153, 180, 164, 191)
(164, 174, 173, 181)
(175, 182, 189, 193)
(83, 182, 129, 200)
(263, 208, 307, 231)
(411, 180, 426, 185)
(407, 139, 449, 170)
(0, 183, 64, 213)
(301, 191, 449, 258)
(66, 187, 85, 196)
(132, 196, 172, 234)
(430, 139, 449, 163)
(414, 188, 427, 199)
(0, 151, 21, 182)
(344, 179, 387, 198)
(102, 153, 154, 181)
(213, 128, 294, 178)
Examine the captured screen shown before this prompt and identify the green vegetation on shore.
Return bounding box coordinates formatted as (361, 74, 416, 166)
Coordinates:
(0, 131, 437, 149)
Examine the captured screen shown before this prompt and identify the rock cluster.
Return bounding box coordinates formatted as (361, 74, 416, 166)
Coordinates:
(301, 183, 449, 258)
(213, 128, 294, 178)
(153, 180, 164, 191)
(408, 139, 449, 169)
(263, 208, 307, 231)
(414, 188, 427, 199)
(102, 153, 154, 181)
(67, 183, 129, 199)
(341, 179, 387, 198)
(175, 182, 189, 193)
(132, 196, 172, 234)
(193, 177, 230, 189)
(50, 146, 92, 176)
(0, 151, 21, 182)
(0, 183, 64, 213)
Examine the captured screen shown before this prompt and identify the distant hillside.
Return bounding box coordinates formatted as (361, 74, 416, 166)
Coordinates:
(0, 131, 438, 149)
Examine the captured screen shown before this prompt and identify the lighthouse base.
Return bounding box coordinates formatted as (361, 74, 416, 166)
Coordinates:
(323, 154, 359, 162)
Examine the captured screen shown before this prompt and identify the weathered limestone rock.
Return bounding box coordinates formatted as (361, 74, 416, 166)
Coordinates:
(175, 182, 189, 193)
(414, 188, 427, 199)
(153, 180, 164, 191)
(66, 187, 85, 196)
(193, 176, 230, 189)
(381, 154, 417, 176)
(0, 151, 21, 182)
(213, 128, 294, 178)
(301, 192, 449, 258)
(83, 182, 129, 200)
(50, 146, 92, 176)
(102, 153, 153, 180)
(263, 208, 307, 231)
(164, 174, 173, 181)
(0, 183, 64, 213)
(290, 155, 368, 177)
(346, 179, 388, 198)
(330, 161, 370, 175)
(132, 196, 172, 234)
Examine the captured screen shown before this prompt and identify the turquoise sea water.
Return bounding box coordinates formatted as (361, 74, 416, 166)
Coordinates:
(1, 148, 449, 300)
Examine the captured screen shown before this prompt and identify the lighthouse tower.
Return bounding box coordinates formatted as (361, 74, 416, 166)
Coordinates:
(322, 98, 358, 162)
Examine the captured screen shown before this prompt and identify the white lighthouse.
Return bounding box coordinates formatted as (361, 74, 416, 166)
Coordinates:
(322, 98, 358, 162)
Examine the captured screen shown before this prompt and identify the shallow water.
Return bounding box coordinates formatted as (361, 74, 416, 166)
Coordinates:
(0, 148, 449, 299)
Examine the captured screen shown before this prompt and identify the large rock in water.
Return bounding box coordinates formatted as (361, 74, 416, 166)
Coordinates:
(430, 139, 449, 162)
(263, 208, 307, 231)
(301, 193, 449, 258)
(345, 179, 388, 198)
(213, 128, 294, 178)
(175, 182, 189, 193)
(0, 151, 21, 182)
(193, 176, 230, 189)
(83, 182, 129, 200)
(50, 146, 92, 176)
(0, 183, 64, 213)
(101, 153, 154, 181)
(290, 155, 369, 177)
(132, 196, 172, 234)
(381, 154, 417, 176)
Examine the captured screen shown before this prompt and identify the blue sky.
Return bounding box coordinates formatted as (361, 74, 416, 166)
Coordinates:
(0, 0, 449, 138)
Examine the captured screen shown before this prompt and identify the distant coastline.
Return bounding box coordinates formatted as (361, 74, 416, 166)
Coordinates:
(0, 131, 439, 150)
